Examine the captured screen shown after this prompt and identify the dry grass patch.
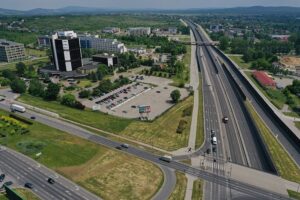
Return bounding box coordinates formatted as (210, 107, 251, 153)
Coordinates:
(168, 172, 187, 200)
(121, 96, 193, 151)
(57, 150, 163, 200)
(14, 188, 40, 200)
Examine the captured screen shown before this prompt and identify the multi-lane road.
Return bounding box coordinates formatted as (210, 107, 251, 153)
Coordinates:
(0, 99, 290, 199)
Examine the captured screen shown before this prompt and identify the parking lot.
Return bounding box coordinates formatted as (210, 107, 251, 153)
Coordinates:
(83, 76, 189, 120)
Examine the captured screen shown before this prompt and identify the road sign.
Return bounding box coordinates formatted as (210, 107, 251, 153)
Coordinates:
(138, 105, 151, 113)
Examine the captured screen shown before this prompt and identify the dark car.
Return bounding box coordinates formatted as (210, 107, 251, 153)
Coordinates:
(206, 148, 211, 154)
(4, 181, 13, 187)
(223, 117, 229, 123)
(47, 178, 55, 184)
(30, 116, 36, 120)
(0, 174, 5, 182)
(24, 182, 33, 189)
(211, 130, 215, 137)
(212, 147, 217, 152)
(115, 146, 122, 150)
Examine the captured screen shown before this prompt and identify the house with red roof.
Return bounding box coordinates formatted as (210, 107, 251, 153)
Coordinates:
(252, 71, 276, 89)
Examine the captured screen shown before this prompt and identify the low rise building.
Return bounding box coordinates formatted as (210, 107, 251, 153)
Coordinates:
(37, 35, 51, 47)
(80, 36, 127, 53)
(92, 54, 118, 67)
(210, 24, 223, 33)
(128, 27, 151, 36)
(102, 27, 120, 34)
(252, 71, 276, 89)
(0, 39, 25, 62)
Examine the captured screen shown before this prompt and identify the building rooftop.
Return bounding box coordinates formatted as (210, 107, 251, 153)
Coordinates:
(252, 71, 276, 87)
(0, 39, 24, 47)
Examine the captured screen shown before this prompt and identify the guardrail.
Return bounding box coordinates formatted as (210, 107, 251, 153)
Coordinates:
(212, 46, 300, 150)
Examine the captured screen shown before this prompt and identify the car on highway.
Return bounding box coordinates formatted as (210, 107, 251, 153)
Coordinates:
(213, 147, 217, 152)
(206, 148, 211, 154)
(30, 116, 36, 120)
(159, 155, 172, 162)
(115, 146, 122, 150)
(121, 143, 129, 148)
(24, 182, 33, 189)
(47, 178, 55, 184)
(212, 136, 217, 145)
(211, 130, 215, 137)
(0, 174, 5, 182)
(223, 117, 229, 123)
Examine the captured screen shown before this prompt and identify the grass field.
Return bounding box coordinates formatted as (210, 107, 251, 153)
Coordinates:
(168, 172, 187, 200)
(295, 122, 300, 130)
(19, 94, 194, 151)
(0, 57, 49, 71)
(245, 101, 300, 183)
(25, 48, 47, 57)
(245, 71, 285, 109)
(195, 78, 204, 149)
(192, 180, 203, 200)
(0, 109, 163, 200)
(288, 190, 300, 200)
(18, 94, 132, 133)
(121, 96, 194, 150)
(14, 188, 40, 200)
(228, 55, 251, 69)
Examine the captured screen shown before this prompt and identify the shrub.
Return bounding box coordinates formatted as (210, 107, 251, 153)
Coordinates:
(182, 106, 193, 117)
(79, 90, 91, 99)
(176, 120, 187, 133)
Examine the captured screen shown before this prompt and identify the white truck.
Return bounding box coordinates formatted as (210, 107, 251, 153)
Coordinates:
(159, 155, 172, 162)
(10, 104, 26, 113)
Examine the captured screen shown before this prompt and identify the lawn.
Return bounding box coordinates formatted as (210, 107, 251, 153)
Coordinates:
(192, 179, 203, 200)
(245, 101, 300, 183)
(77, 79, 95, 88)
(288, 190, 300, 200)
(295, 122, 300, 130)
(18, 94, 132, 133)
(0, 57, 49, 71)
(25, 48, 47, 57)
(14, 188, 40, 200)
(168, 172, 187, 200)
(228, 55, 251, 69)
(121, 96, 194, 150)
(245, 71, 286, 109)
(195, 78, 204, 149)
(19, 94, 194, 151)
(0, 109, 163, 200)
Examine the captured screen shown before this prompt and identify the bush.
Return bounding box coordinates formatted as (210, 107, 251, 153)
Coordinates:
(10, 79, 26, 94)
(182, 106, 193, 117)
(170, 89, 181, 103)
(74, 101, 85, 110)
(176, 120, 187, 134)
(79, 90, 91, 98)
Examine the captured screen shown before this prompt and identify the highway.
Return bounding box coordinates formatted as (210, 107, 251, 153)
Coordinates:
(211, 43, 300, 166)
(0, 102, 290, 199)
(0, 146, 100, 200)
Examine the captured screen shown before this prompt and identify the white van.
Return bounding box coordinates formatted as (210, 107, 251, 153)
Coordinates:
(212, 136, 217, 145)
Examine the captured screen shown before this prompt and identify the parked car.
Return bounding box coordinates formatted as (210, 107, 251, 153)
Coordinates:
(24, 182, 33, 189)
(4, 181, 13, 187)
(0, 174, 5, 182)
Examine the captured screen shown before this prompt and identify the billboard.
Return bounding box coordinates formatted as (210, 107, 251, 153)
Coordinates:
(139, 105, 151, 113)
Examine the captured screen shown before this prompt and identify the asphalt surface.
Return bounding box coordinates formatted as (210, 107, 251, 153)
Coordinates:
(211, 46, 300, 166)
(0, 146, 100, 200)
(0, 95, 290, 199)
(187, 21, 276, 174)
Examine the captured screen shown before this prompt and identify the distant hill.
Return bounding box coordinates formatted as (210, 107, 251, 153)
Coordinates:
(0, 6, 299, 16)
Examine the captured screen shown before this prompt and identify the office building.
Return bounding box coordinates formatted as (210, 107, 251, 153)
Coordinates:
(37, 35, 51, 47)
(51, 31, 82, 72)
(79, 36, 127, 53)
(0, 39, 25, 62)
(102, 27, 120, 34)
(92, 54, 118, 67)
(128, 27, 151, 36)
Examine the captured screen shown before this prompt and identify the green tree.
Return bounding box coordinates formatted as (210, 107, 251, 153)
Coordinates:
(2, 69, 16, 81)
(16, 62, 27, 76)
(28, 79, 44, 97)
(44, 83, 60, 100)
(79, 90, 91, 98)
(10, 79, 26, 94)
(0, 77, 11, 86)
(61, 94, 76, 106)
(219, 36, 229, 51)
(170, 89, 181, 103)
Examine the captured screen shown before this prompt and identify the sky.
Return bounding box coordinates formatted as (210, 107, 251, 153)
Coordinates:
(2, 0, 300, 10)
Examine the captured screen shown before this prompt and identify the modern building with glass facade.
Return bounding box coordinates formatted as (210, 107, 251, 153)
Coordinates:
(51, 31, 82, 72)
(0, 39, 25, 62)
